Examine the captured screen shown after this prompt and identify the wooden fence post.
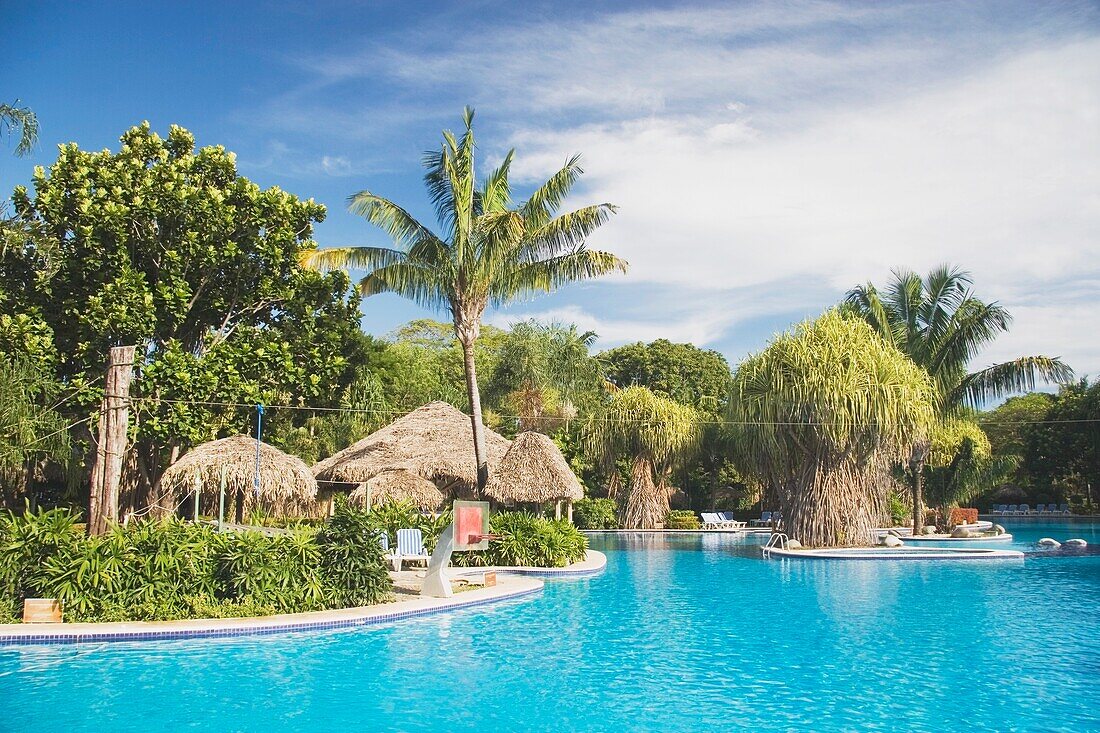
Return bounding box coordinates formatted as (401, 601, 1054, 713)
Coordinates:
(88, 345, 136, 535)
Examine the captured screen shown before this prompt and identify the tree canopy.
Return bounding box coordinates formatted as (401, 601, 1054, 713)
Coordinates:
(4, 123, 372, 502)
(729, 310, 936, 547)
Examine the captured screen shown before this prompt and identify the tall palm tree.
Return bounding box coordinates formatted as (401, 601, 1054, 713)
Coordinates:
(845, 265, 1072, 533)
(302, 108, 627, 489)
(0, 101, 38, 157)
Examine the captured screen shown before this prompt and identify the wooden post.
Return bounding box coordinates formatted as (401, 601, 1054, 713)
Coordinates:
(567, 500, 574, 524)
(555, 500, 562, 520)
(88, 345, 136, 536)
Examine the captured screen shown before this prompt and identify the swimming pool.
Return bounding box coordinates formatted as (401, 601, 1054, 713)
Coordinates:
(2, 520, 1097, 732)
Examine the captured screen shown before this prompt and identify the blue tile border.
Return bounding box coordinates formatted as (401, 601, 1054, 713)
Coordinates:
(0, 583, 543, 646)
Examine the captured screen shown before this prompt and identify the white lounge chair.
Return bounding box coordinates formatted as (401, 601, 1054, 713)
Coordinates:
(719, 512, 747, 529)
(389, 528, 431, 571)
(700, 512, 726, 529)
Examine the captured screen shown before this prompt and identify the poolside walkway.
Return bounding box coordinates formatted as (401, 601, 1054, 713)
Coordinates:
(0, 551, 606, 646)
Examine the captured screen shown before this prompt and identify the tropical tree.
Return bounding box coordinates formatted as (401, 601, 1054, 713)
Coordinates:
(9, 123, 372, 503)
(729, 310, 936, 547)
(922, 418, 1016, 525)
(0, 101, 37, 157)
(586, 386, 700, 529)
(845, 265, 1072, 532)
(302, 108, 627, 489)
(487, 320, 605, 432)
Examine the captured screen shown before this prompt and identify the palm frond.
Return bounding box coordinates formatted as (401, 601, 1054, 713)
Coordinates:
(491, 249, 628, 304)
(359, 261, 448, 310)
(299, 246, 408, 273)
(927, 299, 1011, 379)
(520, 155, 582, 229)
(0, 102, 38, 156)
(346, 192, 436, 249)
(517, 204, 618, 262)
(951, 356, 1074, 408)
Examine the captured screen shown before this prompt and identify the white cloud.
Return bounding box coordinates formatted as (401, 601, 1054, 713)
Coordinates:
(320, 155, 352, 176)
(254, 1, 1100, 376)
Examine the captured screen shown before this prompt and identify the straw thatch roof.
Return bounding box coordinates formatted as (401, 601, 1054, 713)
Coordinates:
(348, 470, 447, 511)
(483, 431, 584, 504)
(157, 435, 317, 515)
(312, 402, 511, 495)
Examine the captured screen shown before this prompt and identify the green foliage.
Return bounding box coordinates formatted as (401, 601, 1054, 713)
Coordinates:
(602, 339, 732, 415)
(465, 512, 587, 568)
(486, 321, 606, 432)
(665, 509, 701, 529)
(0, 101, 37, 157)
(0, 504, 392, 623)
(572, 498, 618, 529)
(1018, 380, 1100, 508)
(0, 360, 74, 502)
(729, 310, 937, 547)
(4, 122, 374, 501)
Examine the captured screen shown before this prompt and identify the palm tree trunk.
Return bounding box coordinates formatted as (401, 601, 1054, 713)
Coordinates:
(459, 336, 490, 491)
(910, 441, 929, 535)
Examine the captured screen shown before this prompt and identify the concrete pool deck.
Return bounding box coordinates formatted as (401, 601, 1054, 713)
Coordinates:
(0, 551, 606, 646)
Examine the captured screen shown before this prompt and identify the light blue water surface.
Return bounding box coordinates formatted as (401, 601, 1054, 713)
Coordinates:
(2, 520, 1098, 733)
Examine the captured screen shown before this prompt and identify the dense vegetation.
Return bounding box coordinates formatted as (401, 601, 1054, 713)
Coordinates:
(0, 503, 392, 623)
(0, 113, 1086, 565)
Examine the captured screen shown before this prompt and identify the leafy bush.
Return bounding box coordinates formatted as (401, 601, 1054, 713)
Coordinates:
(887, 491, 909, 526)
(572, 498, 618, 529)
(450, 511, 588, 568)
(0, 504, 393, 623)
(665, 510, 701, 530)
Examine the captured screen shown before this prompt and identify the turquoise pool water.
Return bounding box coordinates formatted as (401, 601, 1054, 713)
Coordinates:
(2, 520, 1098, 732)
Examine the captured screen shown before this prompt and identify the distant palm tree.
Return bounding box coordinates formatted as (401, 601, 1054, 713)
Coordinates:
(0, 101, 38, 157)
(845, 265, 1072, 533)
(302, 108, 627, 489)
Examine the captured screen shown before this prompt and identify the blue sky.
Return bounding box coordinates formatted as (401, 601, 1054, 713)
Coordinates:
(4, 1, 1099, 376)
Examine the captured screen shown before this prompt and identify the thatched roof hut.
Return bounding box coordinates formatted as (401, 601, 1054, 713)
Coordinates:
(156, 435, 318, 517)
(484, 431, 584, 505)
(348, 470, 447, 511)
(312, 401, 511, 498)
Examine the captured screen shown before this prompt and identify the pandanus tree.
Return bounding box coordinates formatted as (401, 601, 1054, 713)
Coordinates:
(586, 386, 700, 529)
(729, 310, 936, 548)
(301, 109, 627, 489)
(845, 266, 1072, 533)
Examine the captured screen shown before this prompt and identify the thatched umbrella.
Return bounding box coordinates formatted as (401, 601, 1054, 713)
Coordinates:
(312, 401, 511, 499)
(156, 435, 317, 521)
(484, 431, 584, 520)
(348, 470, 447, 511)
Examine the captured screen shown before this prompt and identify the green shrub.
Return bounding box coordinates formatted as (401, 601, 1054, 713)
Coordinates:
(666, 510, 701, 530)
(449, 511, 588, 568)
(572, 498, 618, 529)
(0, 504, 393, 623)
(887, 491, 910, 526)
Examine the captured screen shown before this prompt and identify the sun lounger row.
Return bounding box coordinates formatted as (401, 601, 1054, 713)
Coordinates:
(749, 510, 782, 527)
(991, 503, 1071, 516)
(701, 512, 747, 529)
(378, 528, 432, 571)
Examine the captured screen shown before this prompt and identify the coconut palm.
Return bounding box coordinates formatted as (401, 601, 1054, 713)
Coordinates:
(301, 109, 627, 489)
(0, 101, 37, 157)
(845, 265, 1072, 533)
(729, 310, 936, 547)
(586, 386, 700, 529)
